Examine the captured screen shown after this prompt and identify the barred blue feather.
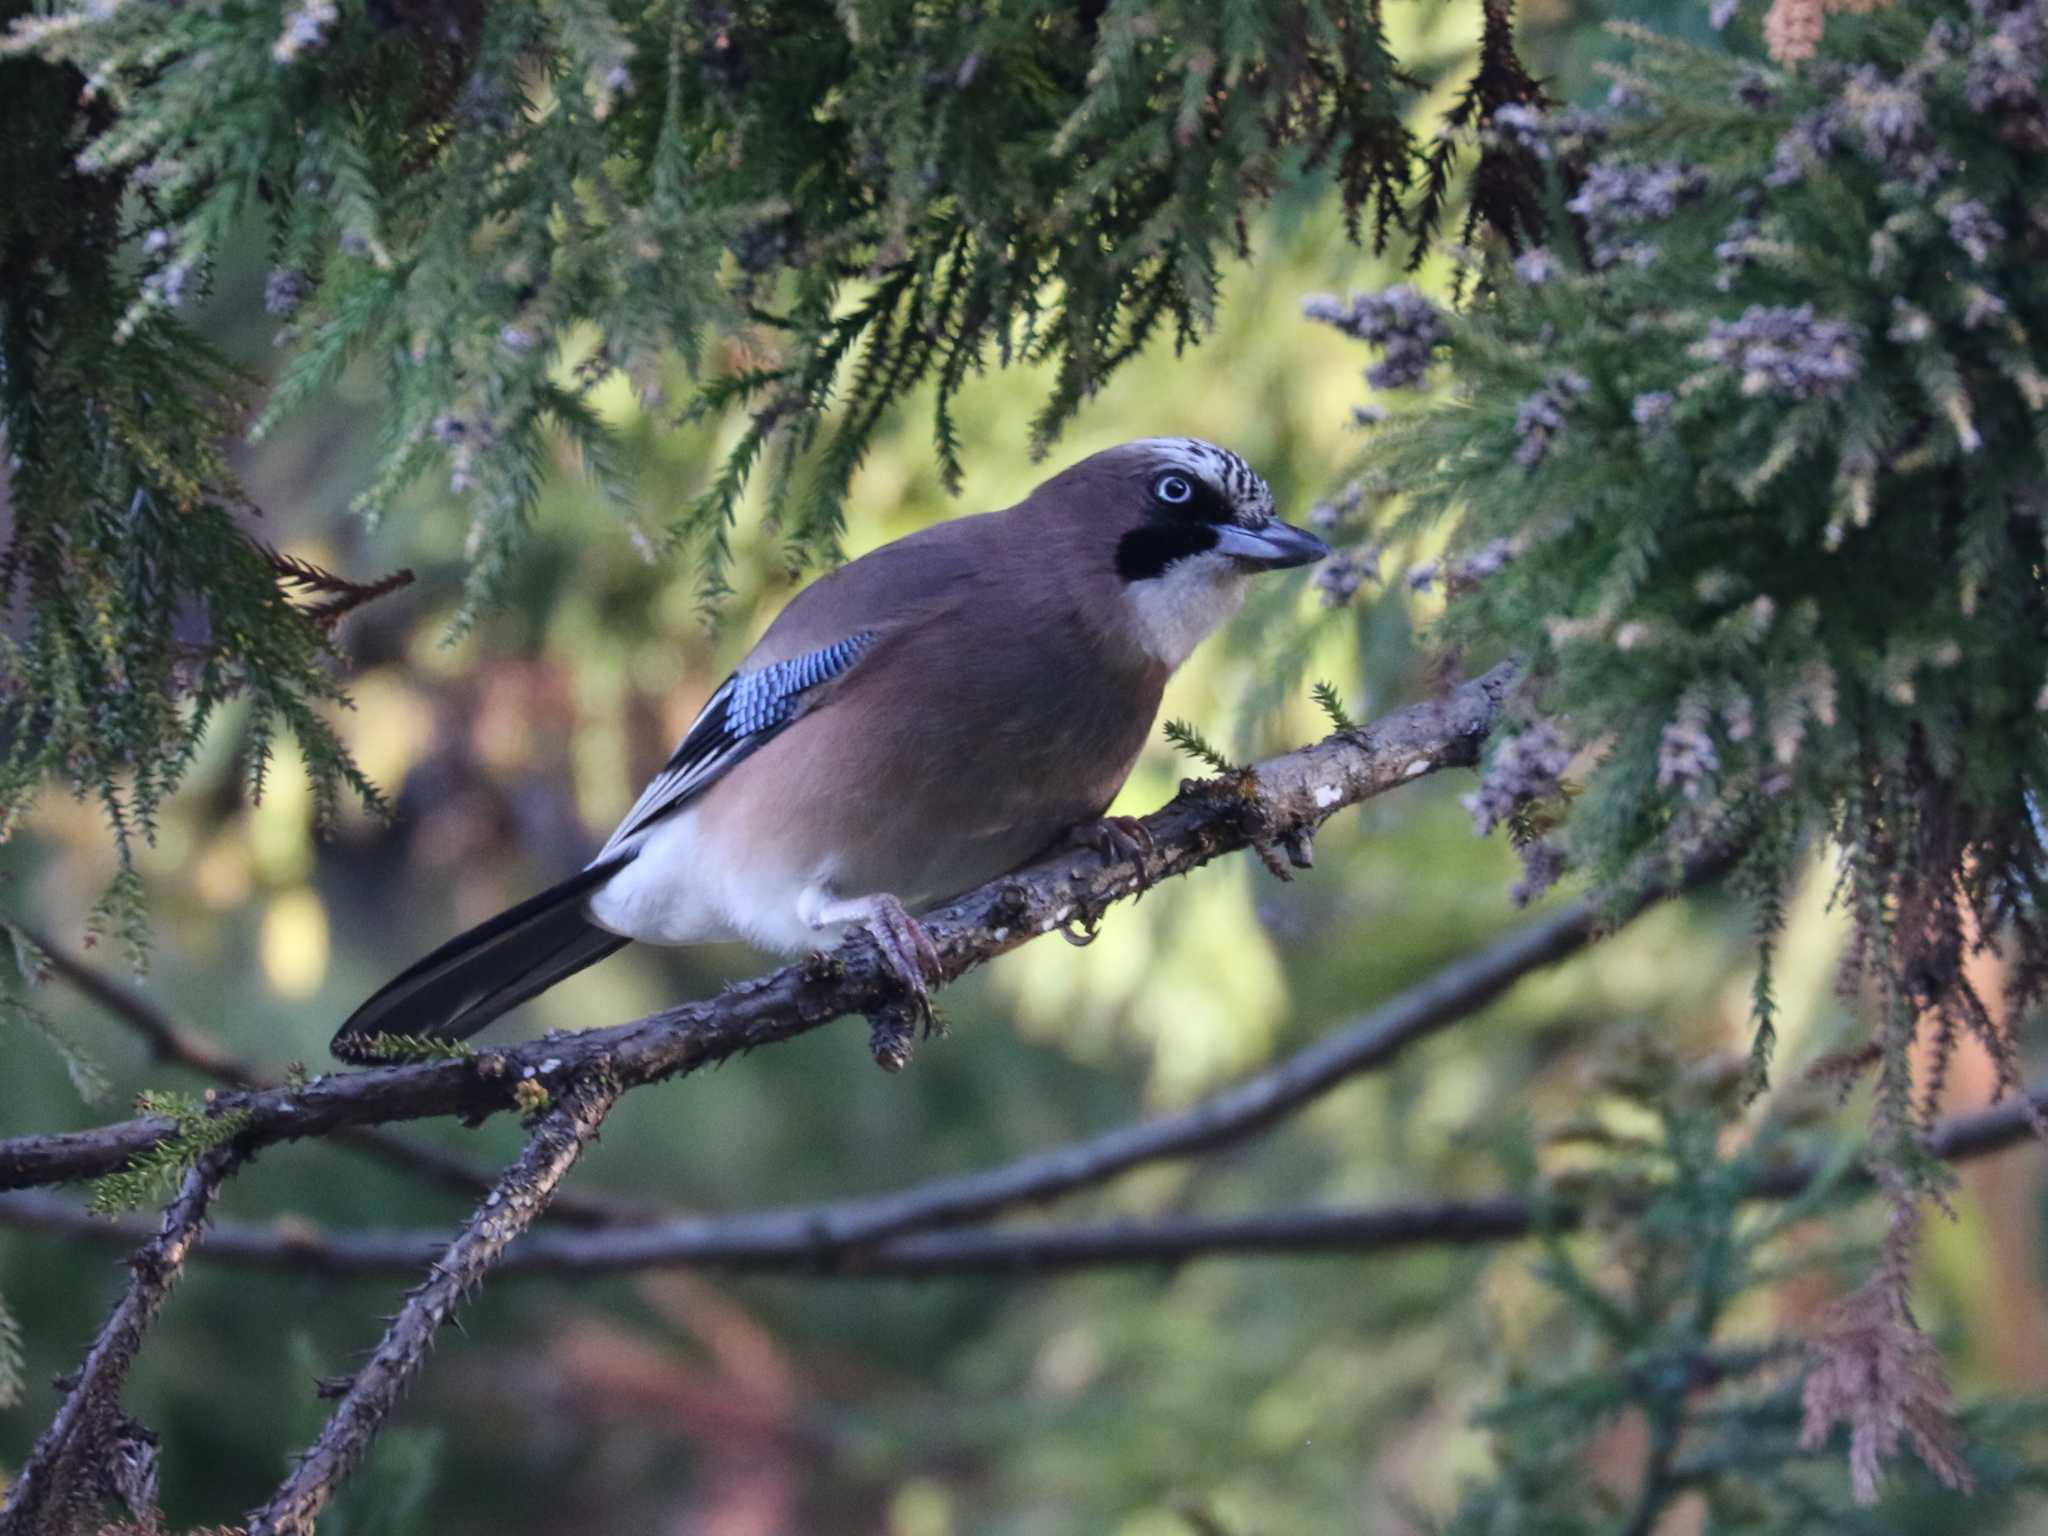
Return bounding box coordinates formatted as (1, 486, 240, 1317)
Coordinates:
(604, 630, 880, 850)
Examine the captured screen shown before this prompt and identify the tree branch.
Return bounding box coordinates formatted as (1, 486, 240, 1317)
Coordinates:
(0, 878, 1667, 1297)
(0, 667, 1525, 1527)
(243, 1069, 621, 1536)
(9, 920, 657, 1227)
(0, 885, 1622, 1282)
(0, 1143, 243, 1536)
(0, 665, 1518, 1195)
(597, 887, 1650, 1264)
(4, 1090, 2039, 1280)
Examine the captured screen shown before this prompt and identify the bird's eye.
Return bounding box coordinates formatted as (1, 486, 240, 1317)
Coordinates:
(1154, 473, 1194, 506)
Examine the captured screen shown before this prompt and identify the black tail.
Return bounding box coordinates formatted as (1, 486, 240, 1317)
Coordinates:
(332, 856, 633, 1059)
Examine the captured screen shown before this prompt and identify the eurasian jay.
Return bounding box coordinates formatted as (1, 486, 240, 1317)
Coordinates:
(333, 437, 1327, 1054)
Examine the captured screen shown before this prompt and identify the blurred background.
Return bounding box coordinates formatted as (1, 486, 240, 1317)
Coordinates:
(4, 1, 2046, 1531)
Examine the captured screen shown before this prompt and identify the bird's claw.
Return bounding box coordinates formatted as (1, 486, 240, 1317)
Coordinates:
(858, 893, 942, 1029)
(1080, 813, 1153, 863)
(1073, 814, 1157, 896)
(1057, 909, 1103, 947)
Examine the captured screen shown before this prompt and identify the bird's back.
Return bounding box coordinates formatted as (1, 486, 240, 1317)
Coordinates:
(693, 500, 1168, 919)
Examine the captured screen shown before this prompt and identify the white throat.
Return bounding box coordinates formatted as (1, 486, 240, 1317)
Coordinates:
(1125, 551, 1249, 668)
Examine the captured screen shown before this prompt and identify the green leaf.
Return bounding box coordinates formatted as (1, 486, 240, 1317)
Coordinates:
(0, 1286, 23, 1410)
(88, 1091, 251, 1214)
(1163, 718, 1237, 774)
(0, 995, 111, 1105)
(1311, 679, 1357, 733)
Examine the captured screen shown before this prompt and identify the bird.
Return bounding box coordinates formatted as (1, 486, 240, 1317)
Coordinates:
(332, 437, 1328, 1057)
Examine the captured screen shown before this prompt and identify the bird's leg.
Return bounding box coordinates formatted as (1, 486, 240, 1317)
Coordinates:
(1071, 814, 1157, 893)
(799, 887, 943, 1023)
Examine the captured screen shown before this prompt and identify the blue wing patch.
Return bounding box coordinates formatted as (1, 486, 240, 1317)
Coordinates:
(725, 633, 876, 737)
(600, 630, 878, 852)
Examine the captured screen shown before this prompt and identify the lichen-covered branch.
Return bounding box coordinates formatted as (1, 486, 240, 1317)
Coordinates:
(0, 665, 1517, 1196)
(0, 1143, 242, 1536)
(243, 1069, 621, 1536)
(0, 885, 1639, 1278)
(606, 886, 1634, 1264)
(11, 920, 657, 1227)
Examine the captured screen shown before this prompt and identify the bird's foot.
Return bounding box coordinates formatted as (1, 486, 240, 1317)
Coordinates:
(860, 893, 944, 1007)
(804, 888, 943, 1033)
(857, 896, 942, 1063)
(1072, 814, 1156, 895)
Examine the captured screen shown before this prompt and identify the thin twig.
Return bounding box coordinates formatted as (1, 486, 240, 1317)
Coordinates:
(244, 1068, 622, 1536)
(0, 665, 1519, 1195)
(1623, 1407, 1686, 1536)
(0, 1194, 1536, 1277)
(257, 541, 415, 630)
(10, 920, 656, 1227)
(0, 1143, 243, 1536)
(731, 886, 1651, 1253)
(3, 1088, 2040, 1279)
(18, 929, 261, 1089)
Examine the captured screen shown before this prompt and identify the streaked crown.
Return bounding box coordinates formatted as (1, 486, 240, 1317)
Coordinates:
(1125, 437, 1276, 525)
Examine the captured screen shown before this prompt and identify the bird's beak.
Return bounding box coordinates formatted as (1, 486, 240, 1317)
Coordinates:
(1212, 520, 1331, 571)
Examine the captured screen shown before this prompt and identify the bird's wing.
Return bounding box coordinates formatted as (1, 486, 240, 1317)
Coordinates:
(595, 629, 881, 858)
(596, 513, 999, 861)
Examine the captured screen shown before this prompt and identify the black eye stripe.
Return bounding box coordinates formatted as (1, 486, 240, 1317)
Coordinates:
(1145, 469, 1232, 524)
(1117, 522, 1220, 581)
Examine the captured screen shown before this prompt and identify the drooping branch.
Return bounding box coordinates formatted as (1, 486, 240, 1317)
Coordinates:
(0, 878, 1658, 1281)
(10, 921, 659, 1227)
(0, 1143, 243, 1536)
(6, 1091, 2041, 1281)
(0, 664, 1518, 1196)
(546, 885, 1669, 1270)
(726, 885, 1657, 1253)
(243, 1069, 621, 1536)
(3, 837, 1685, 1279)
(0, 869, 1675, 1302)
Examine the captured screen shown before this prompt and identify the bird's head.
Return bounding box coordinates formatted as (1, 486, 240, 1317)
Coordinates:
(1040, 437, 1330, 668)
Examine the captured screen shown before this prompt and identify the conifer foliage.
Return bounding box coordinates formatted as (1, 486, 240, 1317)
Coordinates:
(1323, 0, 2047, 1122)
(0, 0, 1537, 947)
(1311, 0, 2048, 1491)
(1444, 1034, 2048, 1529)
